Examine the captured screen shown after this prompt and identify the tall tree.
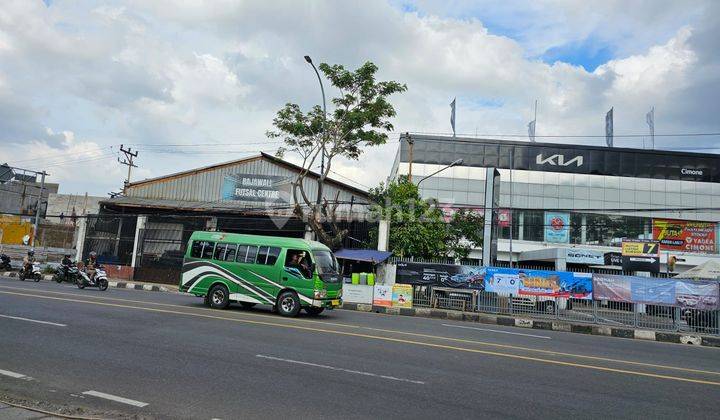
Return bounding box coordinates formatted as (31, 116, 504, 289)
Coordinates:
(268, 61, 406, 249)
(368, 176, 484, 259)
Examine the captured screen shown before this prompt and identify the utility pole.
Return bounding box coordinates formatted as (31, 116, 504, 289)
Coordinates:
(31, 171, 46, 247)
(118, 144, 139, 187)
(406, 133, 414, 183)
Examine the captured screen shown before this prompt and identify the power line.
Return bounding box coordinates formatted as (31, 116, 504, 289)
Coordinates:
(406, 130, 720, 139)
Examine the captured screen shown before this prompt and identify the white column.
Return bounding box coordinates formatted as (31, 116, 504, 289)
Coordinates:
(75, 217, 87, 262)
(131, 215, 147, 268)
(518, 211, 524, 241)
(377, 219, 390, 251)
(304, 224, 315, 241)
(581, 214, 587, 244)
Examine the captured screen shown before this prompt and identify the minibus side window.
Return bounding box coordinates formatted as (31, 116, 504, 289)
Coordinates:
(213, 243, 228, 260)
(224, 244, 237, 261)
(190, 241, 215, 259)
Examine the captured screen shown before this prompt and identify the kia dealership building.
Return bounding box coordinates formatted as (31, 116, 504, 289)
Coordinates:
(390, 134, 720, 272)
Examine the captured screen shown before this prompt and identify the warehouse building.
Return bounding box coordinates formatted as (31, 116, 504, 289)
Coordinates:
(81, 152, 370, 283)
(390, 133, 720, 272)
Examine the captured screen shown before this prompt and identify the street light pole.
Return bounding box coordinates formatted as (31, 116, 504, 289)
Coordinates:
(417, 159, 463, 187)
(304, 55, 327, 206)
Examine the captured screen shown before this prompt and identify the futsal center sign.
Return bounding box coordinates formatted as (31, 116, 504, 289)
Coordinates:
(221, 174, 290, 203)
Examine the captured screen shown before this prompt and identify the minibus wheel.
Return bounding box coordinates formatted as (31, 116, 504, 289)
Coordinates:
(277, 291, 301, 317)
(208, 284, 230, 309)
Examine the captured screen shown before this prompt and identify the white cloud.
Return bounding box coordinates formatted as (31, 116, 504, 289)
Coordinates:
(0, 0, 718, 196)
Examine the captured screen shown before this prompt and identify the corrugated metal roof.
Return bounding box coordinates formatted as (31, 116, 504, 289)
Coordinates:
(125, 152, 368, 197)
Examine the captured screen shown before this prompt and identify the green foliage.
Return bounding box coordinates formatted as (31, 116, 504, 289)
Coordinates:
(369, 176, 483, 259)
(267, 61, 407, 249)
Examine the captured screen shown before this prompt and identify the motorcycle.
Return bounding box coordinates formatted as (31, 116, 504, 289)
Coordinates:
(53, 264, 80, 284)
(20, 262, 42, 282)
(0, 254, 11, 271)
(76, 266, 108, 291)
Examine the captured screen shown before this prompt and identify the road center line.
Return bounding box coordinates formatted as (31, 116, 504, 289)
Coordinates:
(82, 391, 148, 407)
(0, 314, 67, 327)
(256, 354, 425, 384)
(0, 369, 27, 379)
(442, 323, 551, 339)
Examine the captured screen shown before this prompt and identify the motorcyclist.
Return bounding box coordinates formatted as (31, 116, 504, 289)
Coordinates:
(61, 254, 73, 280)
(22, 250, 36, 276)
(84, 251, 98, 281)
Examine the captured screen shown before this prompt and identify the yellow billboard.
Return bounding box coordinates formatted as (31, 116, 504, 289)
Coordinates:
(0, 216, 34, 245)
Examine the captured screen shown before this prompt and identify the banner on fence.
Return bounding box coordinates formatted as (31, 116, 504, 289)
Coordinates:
(593, 273, 719, 309)
(342, 284, 374, 304)
(652, 219, 717, 253)
(484, 267, 590, 299)
(392, 284, 414, 308)
(395, 262, 485, 289)
(373, 285, 393, 307)
(674, 281, 719, 310)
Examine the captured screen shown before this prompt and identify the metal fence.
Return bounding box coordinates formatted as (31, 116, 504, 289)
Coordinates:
(413, 285, 720, 336)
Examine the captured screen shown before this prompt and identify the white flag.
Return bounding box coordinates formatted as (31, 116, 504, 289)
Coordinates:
(605, 107, 614, 147)
(450, 98, 456, 136)
(646, 107, 655, 149)
(527, 120, 536, 142)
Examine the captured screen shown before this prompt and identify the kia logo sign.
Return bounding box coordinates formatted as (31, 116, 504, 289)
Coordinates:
(681, 168, 703, 176)
(535, 154, 584, 167)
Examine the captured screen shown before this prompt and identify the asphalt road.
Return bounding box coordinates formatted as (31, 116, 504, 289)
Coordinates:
(1, 276, 719, 420)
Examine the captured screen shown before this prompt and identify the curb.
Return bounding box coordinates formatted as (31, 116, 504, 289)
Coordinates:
(340, 303, 720, 349)
(108, 281, 172, 293)
(2, 271, 174, 293)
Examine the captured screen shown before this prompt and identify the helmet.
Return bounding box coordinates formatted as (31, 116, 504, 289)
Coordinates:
(89, 251, 97, 258)
(28, 249, 35, 256)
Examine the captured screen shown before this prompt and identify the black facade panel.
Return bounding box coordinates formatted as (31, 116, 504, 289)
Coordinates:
(400, 134, 720, 183)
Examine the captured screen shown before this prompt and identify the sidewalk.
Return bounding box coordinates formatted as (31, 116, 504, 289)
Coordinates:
(0, 401, 64, 419)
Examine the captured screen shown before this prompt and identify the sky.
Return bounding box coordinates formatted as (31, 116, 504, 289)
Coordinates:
(1, 0, 719, 196)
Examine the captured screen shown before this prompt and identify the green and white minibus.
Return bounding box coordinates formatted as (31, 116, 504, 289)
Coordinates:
(180, 231, 342, 316)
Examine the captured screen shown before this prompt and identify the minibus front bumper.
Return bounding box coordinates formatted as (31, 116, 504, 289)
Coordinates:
(310, 298, 342, 309)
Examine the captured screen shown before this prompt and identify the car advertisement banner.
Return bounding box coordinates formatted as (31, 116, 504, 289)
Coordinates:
(373, 285, 393, 307)
(652, 219, 717, 253)
(395, 262, 462, 286)
(593, 274, 632, 302)
(395, 262, 486, 288)
(630, 278, 676, 305)
(544, 212, 570, 243)
(391, 284, 414, 308)
(674, 280, 719, 310)
(593, 274, 719, 309)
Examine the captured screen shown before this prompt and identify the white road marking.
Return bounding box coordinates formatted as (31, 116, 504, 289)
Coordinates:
(256, 354, 425, 384)
(442, 323, 551, 339)
(0, 369, 27, 379)
(82, 391, 148, 407)
(0, 314, 67, 327)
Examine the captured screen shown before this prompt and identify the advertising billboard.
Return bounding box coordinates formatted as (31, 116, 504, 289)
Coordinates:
(373, 285, 393, 307)
(544, 212, 570, 243)
(652, 219, 717, 253)
(592, 274, 719, 309)
(395, 262, 484, 288)
(621, 239, 660, 272)
(484, 267, 590, 299)
(392, 284, 414, 308)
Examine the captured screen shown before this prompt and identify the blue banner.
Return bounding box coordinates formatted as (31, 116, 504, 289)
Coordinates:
(544, 212, 570, 243)
(484, 267, 588, 298)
